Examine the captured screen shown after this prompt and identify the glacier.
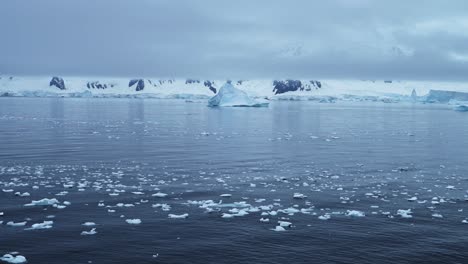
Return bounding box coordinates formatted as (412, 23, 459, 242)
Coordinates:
(208, 82, 269, 107)
(1, 76, 468, 106)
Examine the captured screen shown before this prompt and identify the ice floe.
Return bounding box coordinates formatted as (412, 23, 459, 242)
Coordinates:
(24, 198, 59, 206)
(168, 213, 189, 219)
(126, 219, 142, 225)
(0, 254, 27, 264)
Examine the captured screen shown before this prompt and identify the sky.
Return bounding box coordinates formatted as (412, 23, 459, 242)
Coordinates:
(1, 0, 468, 80)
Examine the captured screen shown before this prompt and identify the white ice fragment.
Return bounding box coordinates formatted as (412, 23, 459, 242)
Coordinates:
(259, 218, 270, 223)
(81, 228, 97, 236)
(168, 213, 189, 219)
(152, 192, 168, 198)
(432, 213, 443, 218)
(272, 226, 286, 232)
(82, 222, 96, 226)
(318, 214, 331, 220)
(397, 209, 413, 218)
(27, 221, 54, 230)
(24, 198, 59, 206)
(6, 221, 27, 227)
(0, 254, 27, 264)
(220, 194, 232, 198)
(126, 219, 142, 225)
(346, 210, 365, 217)
(278, 221, 292, 227)
(14, 192, 30, 197)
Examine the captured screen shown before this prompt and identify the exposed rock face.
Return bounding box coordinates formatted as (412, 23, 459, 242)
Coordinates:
(129, 79, 145, 91)
(273, 80, 322, 94)
(87, 81, 112, 89)
(49, 77, 66, 90)
(204, 80, 217, 94)
(185, 79, 200, 84)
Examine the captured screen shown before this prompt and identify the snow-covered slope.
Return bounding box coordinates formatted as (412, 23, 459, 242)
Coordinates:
(1, 76, 468, 104)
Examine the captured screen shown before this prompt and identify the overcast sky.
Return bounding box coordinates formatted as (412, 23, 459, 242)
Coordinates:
(1, 0, 468, 80)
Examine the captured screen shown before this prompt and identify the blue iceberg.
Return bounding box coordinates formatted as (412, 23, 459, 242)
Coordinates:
(208, 82, 269, 107)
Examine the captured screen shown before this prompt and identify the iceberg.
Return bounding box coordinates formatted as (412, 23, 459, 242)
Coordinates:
(425, 90, 468, 103)
(454, 105, 468, 112)
(208, 82, 269, 107)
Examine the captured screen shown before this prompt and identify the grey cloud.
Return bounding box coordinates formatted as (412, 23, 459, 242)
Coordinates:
(1, 0, 468, 80)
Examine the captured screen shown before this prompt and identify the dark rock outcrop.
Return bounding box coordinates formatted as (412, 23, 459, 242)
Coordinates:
(49, 77, 66, 90)
(185, 79, 200, 84)
(204, 80, 217, 94)
(273, 80, 322, 94)
(129, 79, 145, 91)
(87, 81, 109, 89)
(273, 80, 302, 94)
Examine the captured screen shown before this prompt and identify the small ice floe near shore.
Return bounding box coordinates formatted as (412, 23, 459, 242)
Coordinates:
(24, 198, 59, 206)
(81, 228, 97, 236)
(126, 219, 142, 225)
(0, 254, 27, 264)
(397, 209, 413, 218)
(346, 210, 365, 217)
(168, 213, 189, 219)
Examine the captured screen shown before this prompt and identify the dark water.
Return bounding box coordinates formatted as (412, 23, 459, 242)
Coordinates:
(1, 97, 468, 264)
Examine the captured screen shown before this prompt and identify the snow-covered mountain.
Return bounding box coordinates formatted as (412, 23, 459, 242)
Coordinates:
(1, 75, 468, 104)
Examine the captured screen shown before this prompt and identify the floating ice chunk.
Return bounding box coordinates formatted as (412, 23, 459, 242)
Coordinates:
(432, 213, 443, 218)
(82, 222, 96, 226)
(168, 213, 189, 219)
(397, 209, 413, 218)
(81, 228, 97, 236)
(132, 192, 144, 195)
(27, 221, 54, 230)
(318, 214, 331, 220)
(272, 226, 286, 232)
(24, 198, 59, 206)
(220, 194, 232, 198)
(2, 189, 14, 193)
(126, 219, 142, 225)
(222, 213, 234, 218)
(259, 218, 270, 223)
(0, 254, 27, 264)
(278, 221, 292, 227)
(6, 221, 27, 227)
(293, 193, 307, 199)
(208, 82, 269, 107)
(407, 197, 418, 201)
(346, 210, 365, 217)
(152, 192, 168, 198)
(152, 203, 171, 211)
(280, 208, 300, 215)
(14, 192, 30, 197)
